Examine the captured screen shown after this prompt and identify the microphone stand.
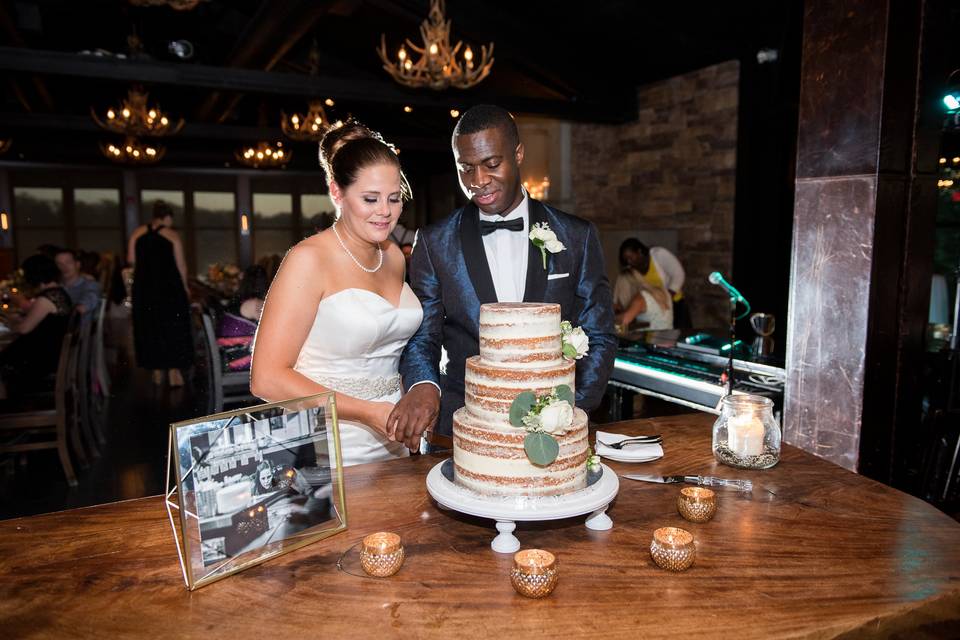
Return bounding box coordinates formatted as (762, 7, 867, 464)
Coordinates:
(726, 294, 737, 396)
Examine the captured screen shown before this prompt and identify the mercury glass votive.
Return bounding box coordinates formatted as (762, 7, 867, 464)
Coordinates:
(510, 549, 559, 598)
(650, 527, 696, 572)
(359, 532, 405, 577)
(677, 486, 717, 523)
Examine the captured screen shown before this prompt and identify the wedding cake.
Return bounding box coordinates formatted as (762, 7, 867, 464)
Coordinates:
(452, 303, 590, 497)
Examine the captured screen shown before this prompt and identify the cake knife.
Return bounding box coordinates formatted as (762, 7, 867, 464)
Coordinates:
(622, 474, 752, 492)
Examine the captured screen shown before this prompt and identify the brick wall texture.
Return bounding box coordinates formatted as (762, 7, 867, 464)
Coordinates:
(570, 60, 740, 328)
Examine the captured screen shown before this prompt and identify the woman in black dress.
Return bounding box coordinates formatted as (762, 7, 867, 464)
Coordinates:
(0, 254, 73, 395)
(127, 201, 193, 386)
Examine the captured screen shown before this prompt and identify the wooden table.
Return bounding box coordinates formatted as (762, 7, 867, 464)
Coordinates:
(2, 414, 959, 639)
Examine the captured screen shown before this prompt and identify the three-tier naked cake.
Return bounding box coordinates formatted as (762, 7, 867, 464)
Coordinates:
(452, 302, 590, 497)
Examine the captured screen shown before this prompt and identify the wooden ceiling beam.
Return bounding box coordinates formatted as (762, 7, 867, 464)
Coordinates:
(0, 46, 631, 122)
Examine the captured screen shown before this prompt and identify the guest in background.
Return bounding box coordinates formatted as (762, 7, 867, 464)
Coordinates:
(216, 265, 269, 372)
(614, 238, 691, 329)
(0, 254, 73, 394)
(54, 248, 101, 324)
(257, 253, 282, 283)
(127, 201, 194, 387)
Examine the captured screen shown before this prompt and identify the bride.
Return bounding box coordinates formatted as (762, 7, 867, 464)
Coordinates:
(250, 121, 422, 466)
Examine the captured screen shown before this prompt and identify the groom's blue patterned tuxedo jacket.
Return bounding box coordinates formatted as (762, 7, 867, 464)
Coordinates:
(399, 198, 617, 437)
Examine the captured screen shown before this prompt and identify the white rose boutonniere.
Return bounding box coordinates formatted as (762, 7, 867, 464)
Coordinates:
(529, 222, 566, 269)
(560, 321, 590, 360)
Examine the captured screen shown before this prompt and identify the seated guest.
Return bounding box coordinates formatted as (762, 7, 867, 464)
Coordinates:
(216, 265, 269, 372)
(614, 238, 691, 329)
(55, 248, 101, 324)
(615, 281, 674, 331)
(0, 254, 74, 394)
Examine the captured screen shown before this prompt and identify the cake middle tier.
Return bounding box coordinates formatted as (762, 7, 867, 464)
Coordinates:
(464, 355, 576, 424)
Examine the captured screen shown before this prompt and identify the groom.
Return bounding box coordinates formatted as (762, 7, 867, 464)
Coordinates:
(390, 105, 617, 447)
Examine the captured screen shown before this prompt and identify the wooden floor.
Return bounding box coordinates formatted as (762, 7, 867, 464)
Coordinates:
(0, 308, 208, 520)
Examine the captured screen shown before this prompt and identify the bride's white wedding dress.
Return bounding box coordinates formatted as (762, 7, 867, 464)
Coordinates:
(294, 284, 423, 466)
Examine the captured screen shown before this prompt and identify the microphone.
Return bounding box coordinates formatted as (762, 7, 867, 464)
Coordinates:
(708, 272, 746, 302)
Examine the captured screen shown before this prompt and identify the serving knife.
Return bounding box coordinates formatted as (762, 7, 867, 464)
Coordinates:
(622, 474, 752, 492)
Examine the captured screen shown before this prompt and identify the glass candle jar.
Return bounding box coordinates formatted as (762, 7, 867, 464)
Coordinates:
(359, 532, 405, 577)
(650, 527, 696, 572)
(510, 549, 559, 598)
(677, 486, 717, 523)
(712, 394, 780, 470)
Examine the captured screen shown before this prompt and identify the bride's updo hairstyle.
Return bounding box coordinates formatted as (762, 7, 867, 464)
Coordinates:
(318, 120, 411, 200)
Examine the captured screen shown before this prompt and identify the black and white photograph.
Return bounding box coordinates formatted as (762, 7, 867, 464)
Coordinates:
(171, 394, 346, 584)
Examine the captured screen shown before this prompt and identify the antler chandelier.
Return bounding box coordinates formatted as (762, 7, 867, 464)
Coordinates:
(281, 100, 330, 141)
(236, 141, 291, 169)
(377, 0, 493, 90)
(91, 86, 184, 137)
(101, 136, 164, 165)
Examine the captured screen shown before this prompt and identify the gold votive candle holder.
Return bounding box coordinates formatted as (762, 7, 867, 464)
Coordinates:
(650, 527, 696, 572)
(359, 532, 405, 577)
(510, 549, 559, 598)
(677, 486, 717, 523)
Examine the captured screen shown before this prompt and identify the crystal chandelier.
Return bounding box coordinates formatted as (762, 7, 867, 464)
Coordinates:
(377, 0, 494, 90)
(236, 141, 291, 169)
(281, 100, 330, 142)
(101, 136, 164, 165)
(91, 87, 184, 137)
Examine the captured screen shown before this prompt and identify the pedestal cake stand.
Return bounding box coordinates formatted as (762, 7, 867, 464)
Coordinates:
(425, 459, 620, 553)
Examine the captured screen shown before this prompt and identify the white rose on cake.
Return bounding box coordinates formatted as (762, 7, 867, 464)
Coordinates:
(560, 321, 590, 361)
(538, 399, 574, 434)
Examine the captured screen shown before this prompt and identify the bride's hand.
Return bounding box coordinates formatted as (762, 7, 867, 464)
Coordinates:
(364, 401, 397, 438)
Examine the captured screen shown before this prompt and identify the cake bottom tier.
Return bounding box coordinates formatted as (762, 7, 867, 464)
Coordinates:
(452, 407, 589, 497)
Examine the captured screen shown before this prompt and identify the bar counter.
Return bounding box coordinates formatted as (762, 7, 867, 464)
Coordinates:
(2, 414, 959, 639)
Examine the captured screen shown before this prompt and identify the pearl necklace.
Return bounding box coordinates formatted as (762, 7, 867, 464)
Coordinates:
(332, 222, 383, 273)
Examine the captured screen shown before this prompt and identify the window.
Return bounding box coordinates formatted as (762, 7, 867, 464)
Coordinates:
(301, 193, 336, 238)
(75, 188, 123, 256)
(193, 191, 236, 273)
(13, 187, 65, 258)
(253, 193, 294, 261)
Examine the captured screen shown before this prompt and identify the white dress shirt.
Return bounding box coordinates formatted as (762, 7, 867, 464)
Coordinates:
(478, 190, 529, 302)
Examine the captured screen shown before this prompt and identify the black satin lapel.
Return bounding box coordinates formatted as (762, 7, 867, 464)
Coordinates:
(523, 198, 549, 302)
(460, 204, 499, 305)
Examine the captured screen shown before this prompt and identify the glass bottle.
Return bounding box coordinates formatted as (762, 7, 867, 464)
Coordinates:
(712, 394, 780, 469)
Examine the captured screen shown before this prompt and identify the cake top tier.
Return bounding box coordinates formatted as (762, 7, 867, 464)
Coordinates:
(478, 303, 563, 367)
(479, 303, 561, 335)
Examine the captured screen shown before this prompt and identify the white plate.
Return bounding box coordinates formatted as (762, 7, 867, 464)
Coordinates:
(597, 450, 663, 463)
(595, 431, 664, 463)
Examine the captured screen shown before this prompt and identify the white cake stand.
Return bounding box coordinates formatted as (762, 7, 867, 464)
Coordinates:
(425, 460, 620, 553)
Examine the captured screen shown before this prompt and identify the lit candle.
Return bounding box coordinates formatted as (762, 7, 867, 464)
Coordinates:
(360, 532, 404, 577)
(510, 549, 558, 598)
(677, 486, 717, 523)
(727, 414, 764, 457)
(650, 527, 696, 572)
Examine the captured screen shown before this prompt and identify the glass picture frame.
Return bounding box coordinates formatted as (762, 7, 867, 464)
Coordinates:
(165, 392, 346, 590)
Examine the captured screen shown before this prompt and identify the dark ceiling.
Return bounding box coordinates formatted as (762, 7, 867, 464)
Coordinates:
(0, 0, 798, 169)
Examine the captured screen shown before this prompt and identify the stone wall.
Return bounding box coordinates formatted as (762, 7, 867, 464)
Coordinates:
(570, 60, 740, 328)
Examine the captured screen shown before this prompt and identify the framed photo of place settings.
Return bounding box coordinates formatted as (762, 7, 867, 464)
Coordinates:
(165, 392, 347, 590)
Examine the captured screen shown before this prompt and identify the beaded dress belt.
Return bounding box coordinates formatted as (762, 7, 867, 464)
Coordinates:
(314, 373, 401, 400)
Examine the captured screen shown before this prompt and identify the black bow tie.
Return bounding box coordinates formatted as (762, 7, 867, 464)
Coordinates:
(479, 217, 524, 235)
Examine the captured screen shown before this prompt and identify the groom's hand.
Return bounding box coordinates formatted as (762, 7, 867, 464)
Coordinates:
(389, 384, 440, 451)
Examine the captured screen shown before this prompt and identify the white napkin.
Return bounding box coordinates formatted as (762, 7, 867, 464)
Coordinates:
(595, 431, 663, 462)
